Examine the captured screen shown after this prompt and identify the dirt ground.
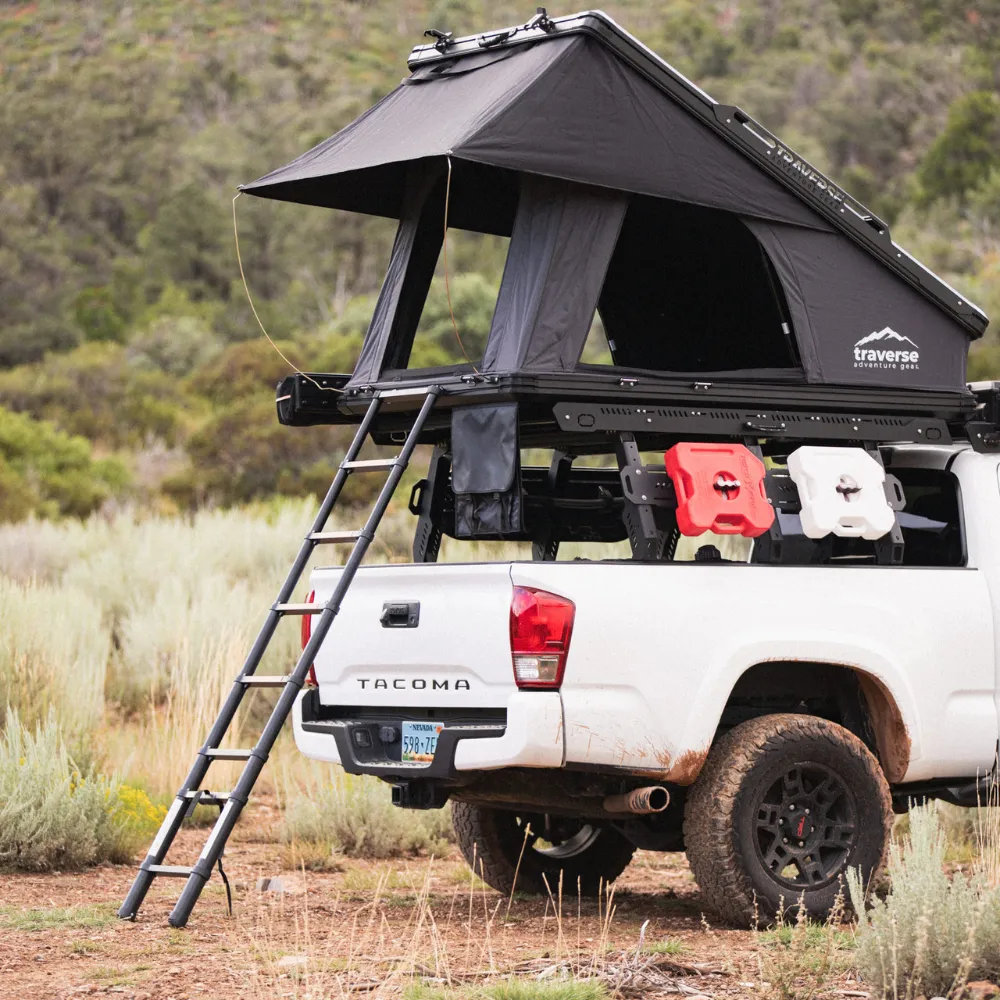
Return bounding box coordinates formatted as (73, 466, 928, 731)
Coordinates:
(0, 804, 872, 1000)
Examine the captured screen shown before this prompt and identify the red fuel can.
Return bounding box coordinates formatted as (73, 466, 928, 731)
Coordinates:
(665, 443, 775, 537)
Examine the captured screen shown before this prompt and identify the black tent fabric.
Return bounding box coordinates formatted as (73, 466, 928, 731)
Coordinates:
(350, 163, 444, 385)
(243, 16, 982, 395)
(481, 175, 628, 373)
(745, 221, 970, 391)
(243, 35, 824, 230)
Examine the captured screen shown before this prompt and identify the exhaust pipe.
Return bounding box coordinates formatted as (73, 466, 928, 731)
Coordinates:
(603, 785, 670, 815)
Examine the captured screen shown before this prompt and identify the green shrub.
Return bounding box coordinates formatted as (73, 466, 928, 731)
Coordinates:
(74, 286, 127, 343)
(181, 395, 355, 506)
(0, 456, 37, 522)
(0, 407, 128, 520)
(0, 711, 164, 870)
(0, 343, 184, 449)
(141, 183, 233, 304)
(408, 273, 500, 367)
(186, 338, 305, 403)
(849, 804, 1000, 997)
(283, 765, 454, 860)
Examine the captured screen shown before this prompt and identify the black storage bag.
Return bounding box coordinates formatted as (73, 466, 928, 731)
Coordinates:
(451, 403, 522, 537)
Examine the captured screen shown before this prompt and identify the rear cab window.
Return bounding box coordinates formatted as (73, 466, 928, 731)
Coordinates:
(754, 461, 966, 568)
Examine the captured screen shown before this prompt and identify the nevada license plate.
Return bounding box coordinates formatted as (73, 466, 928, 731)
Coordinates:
(401, 721, 443, 763)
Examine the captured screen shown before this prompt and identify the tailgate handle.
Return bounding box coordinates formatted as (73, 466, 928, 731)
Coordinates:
(381, 602, 420, 628)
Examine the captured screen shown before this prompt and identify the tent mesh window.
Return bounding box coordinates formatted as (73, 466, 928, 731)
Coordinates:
(403, 226, 510, 371)
(591, 197, 799, 377)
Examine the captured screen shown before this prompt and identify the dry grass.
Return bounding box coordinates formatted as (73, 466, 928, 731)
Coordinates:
(753, 893, 854, 1000)
(226, 858, 704, 1000)
(0, 576, 107, 734)
(102, 628, 263, 802)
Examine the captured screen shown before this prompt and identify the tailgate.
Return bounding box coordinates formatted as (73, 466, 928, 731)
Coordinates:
(308, 562, 515, 708)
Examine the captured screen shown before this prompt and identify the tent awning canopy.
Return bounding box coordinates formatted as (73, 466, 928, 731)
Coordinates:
(243, 10, 987, 396)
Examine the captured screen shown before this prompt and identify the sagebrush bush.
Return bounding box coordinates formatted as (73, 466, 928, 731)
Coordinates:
(849, 804, 1000, 997)
(283, 764, 454, 860)
(0, 711, 164, 870)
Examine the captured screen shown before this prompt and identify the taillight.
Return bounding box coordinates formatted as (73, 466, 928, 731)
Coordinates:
(301, 589, 318, 688)
(509, 586, 575, 689)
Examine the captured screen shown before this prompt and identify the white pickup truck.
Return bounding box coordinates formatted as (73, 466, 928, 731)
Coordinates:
(293, 442, 998, 926)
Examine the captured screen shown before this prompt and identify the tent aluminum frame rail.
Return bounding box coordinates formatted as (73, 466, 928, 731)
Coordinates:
(275, 372, 1000, 453)
(118, 386, 443, 928)
(408, 9, 986, 338)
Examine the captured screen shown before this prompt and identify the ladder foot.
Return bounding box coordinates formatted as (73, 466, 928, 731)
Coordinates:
(168, 871, 211, 929)
(118, 868, 155, 921)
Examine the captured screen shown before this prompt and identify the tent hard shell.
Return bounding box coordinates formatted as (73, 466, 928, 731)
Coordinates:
(244, 9, 992, 447)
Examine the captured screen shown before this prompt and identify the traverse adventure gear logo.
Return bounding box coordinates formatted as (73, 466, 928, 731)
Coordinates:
(774, 143, 846, 206)
(852, 327, 920, 371)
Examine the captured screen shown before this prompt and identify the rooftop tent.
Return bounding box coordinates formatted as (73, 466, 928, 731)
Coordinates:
(243, 11, 987, 396)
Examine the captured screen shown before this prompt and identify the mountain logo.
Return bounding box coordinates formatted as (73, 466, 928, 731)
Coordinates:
(854, 327, 919, 348)
(852, 327, 919, 371)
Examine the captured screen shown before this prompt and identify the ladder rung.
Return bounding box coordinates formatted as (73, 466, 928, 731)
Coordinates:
(275, 602, 324, 615)
(148, 865, 194, 878)
(183, 790, 230, 804)
(204, 749, 253, 760)
(307, 531, 362, 544)
(342, 458, 397, 470)
(239, 675, 292, 687)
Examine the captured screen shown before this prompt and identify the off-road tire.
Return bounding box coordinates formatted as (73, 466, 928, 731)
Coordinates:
(684, 713, 891, 927)
(451, 801, 636, 897)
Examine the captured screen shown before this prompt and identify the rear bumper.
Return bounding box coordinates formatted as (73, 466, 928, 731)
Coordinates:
(292, 689, 564, 777)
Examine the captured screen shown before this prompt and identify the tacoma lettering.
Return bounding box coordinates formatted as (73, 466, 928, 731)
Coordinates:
(353, 678, 472, 690)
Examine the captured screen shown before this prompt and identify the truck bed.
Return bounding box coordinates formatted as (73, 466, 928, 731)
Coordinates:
(295, 557, 996, 785)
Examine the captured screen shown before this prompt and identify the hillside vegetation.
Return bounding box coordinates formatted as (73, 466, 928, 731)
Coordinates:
(1, 0, 999, 519)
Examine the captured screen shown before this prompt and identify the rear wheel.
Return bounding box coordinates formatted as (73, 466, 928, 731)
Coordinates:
(684, 713, 891, 926)
(451, 801, 635, 896)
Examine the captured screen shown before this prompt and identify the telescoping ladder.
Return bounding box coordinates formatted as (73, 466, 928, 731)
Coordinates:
(118, 386, 442, 928)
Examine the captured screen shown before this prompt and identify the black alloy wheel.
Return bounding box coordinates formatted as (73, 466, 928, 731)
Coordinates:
(753, 762, 857, 891)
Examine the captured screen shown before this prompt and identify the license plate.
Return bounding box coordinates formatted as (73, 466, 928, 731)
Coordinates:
(401, 721, 443, 763)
